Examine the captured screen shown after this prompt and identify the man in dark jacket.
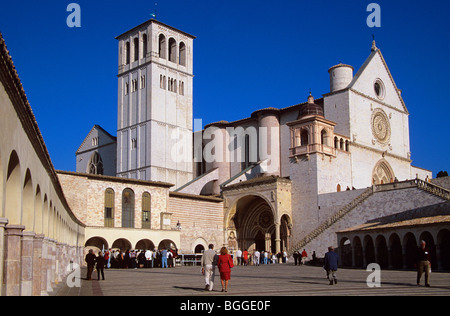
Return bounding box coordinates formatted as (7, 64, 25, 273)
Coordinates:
(324, 246, 339, 285)
(417, 240, 431, 287)
(85, 249, 96, 280)
(96, 252, 106, 280)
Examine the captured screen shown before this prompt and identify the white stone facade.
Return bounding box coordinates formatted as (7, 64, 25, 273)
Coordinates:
(116, 19, 194, 189)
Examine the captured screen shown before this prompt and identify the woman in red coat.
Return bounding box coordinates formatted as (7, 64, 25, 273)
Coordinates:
(217, 247, 234, 292)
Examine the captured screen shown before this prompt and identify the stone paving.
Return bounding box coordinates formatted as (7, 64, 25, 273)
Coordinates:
(51, 264, 450, 297)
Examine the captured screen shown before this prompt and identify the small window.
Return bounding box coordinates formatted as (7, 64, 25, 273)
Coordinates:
(141, 75, 146, 89)
(374, 79, 385, 100)
(142, 192, 151, 229)
(131, 138, 137, 149)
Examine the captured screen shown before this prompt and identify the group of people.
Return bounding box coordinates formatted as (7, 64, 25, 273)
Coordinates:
(85, 240, 434, 289)
(234, 249, 289, 266)
(85, 247, 178, 281)
(105, 248, 177, 270)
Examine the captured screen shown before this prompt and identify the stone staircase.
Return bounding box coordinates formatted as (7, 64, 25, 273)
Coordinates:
(288, 179, 450, 256)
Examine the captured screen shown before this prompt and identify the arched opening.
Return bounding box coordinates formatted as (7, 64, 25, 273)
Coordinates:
(340, 237, 352, 267)
(321, 129, 328, 146)
(125, 41, 130, 65)
(158, 34, 166, 59)
(22, 169, 34, 231)
(438, 229, 450, 270)
(168, 38, 177, 63)
(255, 231, 265, 252)
(142, 192, 151, 229)
(334, 136, 339, 149)
(300, 130, 309, 147)
(364, 235, 375, 267)
(158, 239, 177, 251)
(5, 151, 21, 225)
(104, 188, 115, 228)
(403, 232, 418, 269)
(353, 236, 363, 267)
(34, 186, 43, 234)
(194, 244, 205, 254)
(389, 233, 403, 269)
(229, 195, 277, 254)
(372, 159, 394, 185)
(85, 236, 109, 253)
(112, 238, 132, 252)
(375, 235, 388, 269)
(142, 34, 148, 58)
(133, 37, 139, 62)
(179, 42, 186, 66)
(135, 239, 155, 251)
(88, 152, 104, 175)
(122, 188, 135, 228)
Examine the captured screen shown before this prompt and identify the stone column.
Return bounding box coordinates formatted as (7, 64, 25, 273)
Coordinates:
(32, 234, 44, 296)
(0, 218, 8, 296)
(41, 237, 50, 296)
(275, 223, 281, 254)
(21, 231, 35, 296)
(3, 225, 25, 296)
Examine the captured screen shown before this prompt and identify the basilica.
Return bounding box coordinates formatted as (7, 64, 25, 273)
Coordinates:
(0, 18, 449, 295)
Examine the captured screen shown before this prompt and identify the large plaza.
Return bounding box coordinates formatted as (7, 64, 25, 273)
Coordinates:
(52, 264, 450, 297)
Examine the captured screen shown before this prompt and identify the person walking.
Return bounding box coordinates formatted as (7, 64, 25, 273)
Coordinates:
(85, 249, 96, 280)
(324, 246, 339, 285)
(201, 244, 218, 291)
(301, 249, 308, 265)
(416, 240, 431, 287)
(217, 247, 234, 292)
(96, 251, 106, 280)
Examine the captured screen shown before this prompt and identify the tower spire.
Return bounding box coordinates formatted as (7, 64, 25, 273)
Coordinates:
(371, 34, 377, 52)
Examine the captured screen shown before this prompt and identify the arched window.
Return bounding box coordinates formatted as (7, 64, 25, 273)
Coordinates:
(104, 188, 115, 228)
(159, 34, 166, 59)
(168, 38, 177, 63)
(122, 189, 135, 228)
(334, 137, 339, 149)
(133, 37, 139, 62)
(142, 192, 151, 229)
(88, 152, 104, 175)
(125, 41, 130, 65)
(179, 42, 186, 66)
(321, 129, 328, 146)
(142, 34, 148, 58)
(301, 130, 309, 147)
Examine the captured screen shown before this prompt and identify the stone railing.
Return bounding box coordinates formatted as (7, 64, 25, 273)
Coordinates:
(288, 187, 374, 256)
(288, 178, 450, 256)
(414, 178, 450, 201)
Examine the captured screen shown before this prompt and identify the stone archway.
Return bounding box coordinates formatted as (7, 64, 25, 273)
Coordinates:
(228, 195, 277, 253)
(372, 159, 394, 185)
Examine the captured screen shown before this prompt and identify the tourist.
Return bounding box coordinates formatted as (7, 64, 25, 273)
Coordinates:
(293, 251, 299, 265)
(124, 250, 130, 269)
(217, 247, 234, 292)
(130, 250, 137, 269)
(254, 250, 260, 266)
(138, 250, 146, 268)
(145, 249, 153, 268)
(324, 246, 339, 285)
(243, 249, 249, 266)
(301, 249, 308, 265)
(236, 249, 242, 266)
(272, 253, 277, 264)
(416, 240, 431, 287)
(96, 251, 106, 280)
(85, 249, 96, 280)
(161, 248, 168, 268)
(201, 244, 217, 291)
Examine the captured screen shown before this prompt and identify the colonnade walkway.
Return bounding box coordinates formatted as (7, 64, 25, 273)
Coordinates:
(52, 263, 450, 296)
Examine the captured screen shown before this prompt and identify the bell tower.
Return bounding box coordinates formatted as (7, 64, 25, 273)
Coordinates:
(115, 19, 195, 188)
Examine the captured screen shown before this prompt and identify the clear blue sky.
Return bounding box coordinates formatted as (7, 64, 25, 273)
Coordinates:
(0, 0, 449, 176)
